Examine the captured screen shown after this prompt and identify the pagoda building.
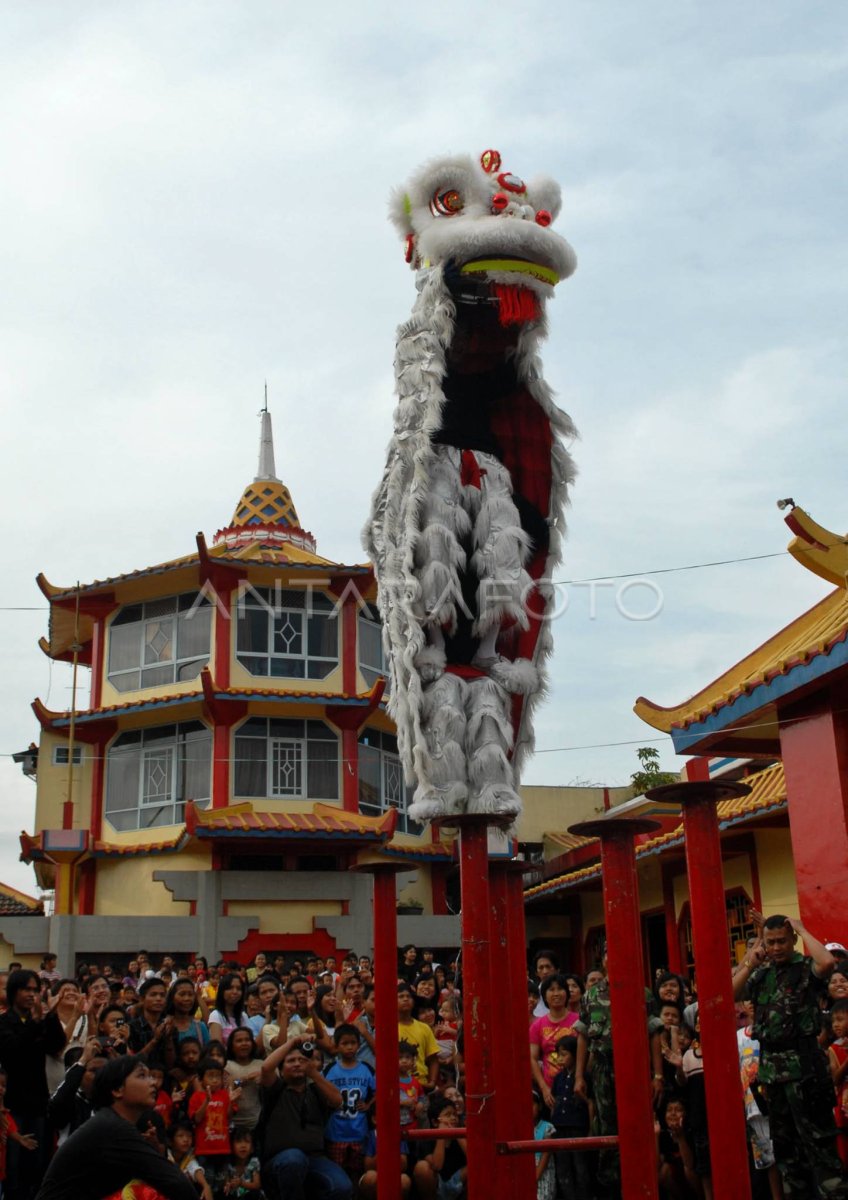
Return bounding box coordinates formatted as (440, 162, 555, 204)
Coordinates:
(9, 411, 459, 971)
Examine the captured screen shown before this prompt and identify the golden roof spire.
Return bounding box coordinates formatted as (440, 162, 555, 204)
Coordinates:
(229, 401, 301, 529)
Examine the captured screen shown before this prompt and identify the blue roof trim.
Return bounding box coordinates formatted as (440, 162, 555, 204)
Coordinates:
(54, 694, 201, 726)
(668, 637, 848, 754)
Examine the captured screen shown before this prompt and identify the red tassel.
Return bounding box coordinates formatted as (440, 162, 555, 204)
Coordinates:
(495, 284, 539, 326)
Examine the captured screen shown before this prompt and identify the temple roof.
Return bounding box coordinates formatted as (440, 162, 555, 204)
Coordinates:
(0, 881, 43, 915)
(635, 505, 848, 756)
(634, 586, 848, 754)
(525, 762, 787, 901)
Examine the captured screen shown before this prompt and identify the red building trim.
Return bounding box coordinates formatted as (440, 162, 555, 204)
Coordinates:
(342, 595, 358, 695)
(214, 585, 234, 690)
(230, 928, 343, 963)
(212, 724, 231, 810)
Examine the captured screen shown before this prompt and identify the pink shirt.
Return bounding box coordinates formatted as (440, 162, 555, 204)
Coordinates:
(529, 1011, 579, 1085)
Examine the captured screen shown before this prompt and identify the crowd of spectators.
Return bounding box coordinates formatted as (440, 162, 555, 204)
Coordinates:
(0, 915, 845, 1199)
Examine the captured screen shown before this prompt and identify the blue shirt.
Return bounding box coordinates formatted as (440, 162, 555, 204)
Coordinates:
(324, 1060, 375, 1144)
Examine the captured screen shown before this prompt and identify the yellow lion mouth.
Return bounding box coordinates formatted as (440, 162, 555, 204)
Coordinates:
(459, 257, 560, 286)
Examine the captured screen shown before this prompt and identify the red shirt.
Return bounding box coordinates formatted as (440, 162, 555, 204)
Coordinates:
(188, 1088, 232, 1155)
(399, 1074, 423, 1128)
(153, 1090, 173, 1125)
(0, 1111, 19, 1181)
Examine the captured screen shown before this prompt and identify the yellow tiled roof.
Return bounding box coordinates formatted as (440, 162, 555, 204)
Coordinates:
(634, 587, 848, 732)
(525, 763, 787, 899)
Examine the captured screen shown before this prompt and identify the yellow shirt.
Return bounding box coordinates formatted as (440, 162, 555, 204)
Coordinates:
(398, 1018, 439, 1084)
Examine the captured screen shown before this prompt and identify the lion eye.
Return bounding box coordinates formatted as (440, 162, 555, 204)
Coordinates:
(429, 189, 463, 217)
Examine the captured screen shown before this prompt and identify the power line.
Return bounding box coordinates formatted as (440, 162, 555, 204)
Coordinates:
(0, 549, 791, 612)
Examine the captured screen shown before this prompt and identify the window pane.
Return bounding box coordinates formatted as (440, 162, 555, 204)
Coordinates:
(358, 744, 381, 812)
(273, 612, 303, 656)
(145, 597, 178, 619)
(234, 736, 267, 796)
(111, 672, 140, 693)
(308, 739, 339, 799)
(106, 749, 140, 814)
(177, 658, 207, 682)
(182, 730, 212, 802)
(359, 618, 383, 671)
(307, 614, 338, 659)
(140, 665, 173, 689)
(142, 747, 174, 805)
(269, 719, 304, 739)
(143, 618, 175, 665)
(109, 623, 140, 674)
(178, 605, 211, 660)
(237, 608, 268, 654)
(270, 657, 305, 678)
(383, 754, 404, 807)
(271, 739, 302, 797)
(238, 654, 267, 676)
(112, 604, 143, 627)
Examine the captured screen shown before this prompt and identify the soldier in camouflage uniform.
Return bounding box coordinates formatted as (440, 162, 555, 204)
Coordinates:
(734, 912, 848, 1198)
(573, 956, 664, 1200)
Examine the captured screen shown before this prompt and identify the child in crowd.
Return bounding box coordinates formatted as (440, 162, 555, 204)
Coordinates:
(828, 998, 848, 1170)
(168, 1119, 213, 1200)
(324, 1025, 375, 1181)
(412, 1094, 467, 1200)
(399, 1041, 425, 1132)
(737, 1000, 783, 1198)
(220, 1129, 262, 1196)
(188, 1057, 243, 1192)
(532, 1090, 556, 1200)
(657, 1097, 700, 1199)
(549, 1035, 591, 1200)
(149, 1062, 174, 1127)
(434, 998, 460, 1068)
(225, 1029, 263, 1136)
(681, 1020, 711, 1200)
(170, 1036, 203, 1119)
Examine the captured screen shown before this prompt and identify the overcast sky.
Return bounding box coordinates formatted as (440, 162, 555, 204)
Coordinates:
(1, 2, 845, 895)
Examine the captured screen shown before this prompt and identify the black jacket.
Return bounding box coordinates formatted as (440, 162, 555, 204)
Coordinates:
(36, 1107, 197, 1200)
(47, 1063, 95, 1136)
(0, 1008, 65, 1116)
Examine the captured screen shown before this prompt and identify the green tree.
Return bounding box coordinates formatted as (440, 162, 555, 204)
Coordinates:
(629, 746, 678, 796)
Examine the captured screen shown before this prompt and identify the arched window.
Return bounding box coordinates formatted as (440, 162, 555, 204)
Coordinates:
(233, 717, 339, 800)
(358, 727, 419, 835)
(105, 721, 211, 831)
(107, 594, 211, 693)
(236, 587, 338, 680)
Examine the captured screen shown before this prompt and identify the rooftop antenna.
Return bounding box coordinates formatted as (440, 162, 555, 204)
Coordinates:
(263, 380, 268, 413)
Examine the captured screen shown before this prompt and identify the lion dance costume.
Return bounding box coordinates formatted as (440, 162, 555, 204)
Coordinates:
(365, 150, 577, 823)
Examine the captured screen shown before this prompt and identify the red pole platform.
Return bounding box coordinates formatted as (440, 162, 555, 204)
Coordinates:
(448, 816, 501, 1198)
(489, 861, 536, 1200)
(570, 817, 662, 1200)
(370, 864, 403, 1200)
(646, 781, 753, 1200)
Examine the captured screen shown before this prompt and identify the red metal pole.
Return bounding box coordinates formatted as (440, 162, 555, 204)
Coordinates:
(457, 817, 499, 1196)
(488, 865, 516, 1200)
(648, 781, 753, 1200)
(571, 818, 661, 1200)
(372, 866, 401, 1200)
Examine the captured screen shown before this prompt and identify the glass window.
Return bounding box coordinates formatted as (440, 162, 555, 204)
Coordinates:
(235, 588, 338, 680)
(357, 727, 419, 835)
(107, 595, 211, 693)
(104, 721, 211, 831)
(52, 746, 83, 766)
(233, 718, 339, 801)
(358, 606, 391, 693)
